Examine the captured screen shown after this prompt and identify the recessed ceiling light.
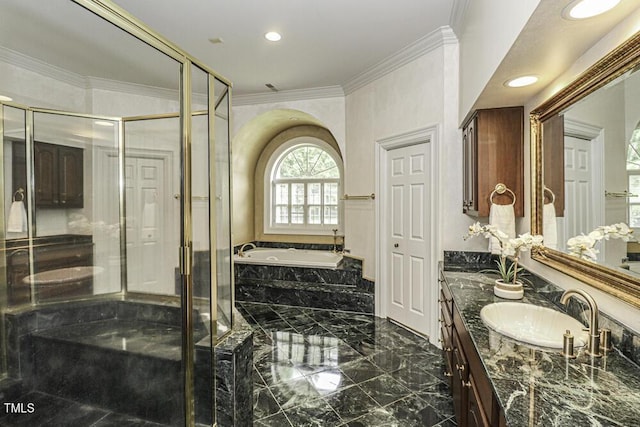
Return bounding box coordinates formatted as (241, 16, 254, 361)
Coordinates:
(94, 120, 115, 127)
(264, 31, 282, 42)
(562, 0, 621, 20)
(505, 75, 539, 88)
(0, 95, 13, 102)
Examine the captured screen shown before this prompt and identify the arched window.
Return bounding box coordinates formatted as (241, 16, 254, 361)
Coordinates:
(265, 138, 343, 234)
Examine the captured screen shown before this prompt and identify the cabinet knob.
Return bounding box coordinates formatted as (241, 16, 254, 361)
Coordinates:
(456, 364, 465, 372)
(462, 380, 472, 388)
(444, 371, 453, 378)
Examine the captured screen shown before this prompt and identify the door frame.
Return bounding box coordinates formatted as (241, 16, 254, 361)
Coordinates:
(563, 118, 604, 256)
(375, 124, 440, 344)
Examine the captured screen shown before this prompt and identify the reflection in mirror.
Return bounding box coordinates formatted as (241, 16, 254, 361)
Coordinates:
(532, 32, 640, 308)
(543, 69, 640, 267)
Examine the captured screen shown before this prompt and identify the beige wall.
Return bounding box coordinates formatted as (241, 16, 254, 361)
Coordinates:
(230, 103, 345, 245)
(457, 0, 540, 122)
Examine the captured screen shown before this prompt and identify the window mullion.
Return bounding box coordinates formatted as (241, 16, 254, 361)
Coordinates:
(288, 182, 292, 225)
(304, 182, 308, 226)
(320, 182, 325, 225)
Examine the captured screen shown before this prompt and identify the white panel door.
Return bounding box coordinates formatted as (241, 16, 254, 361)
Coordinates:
(563, 135, 602, 256)
(386, 143, 430, 335)
(125, 156, 173, 294)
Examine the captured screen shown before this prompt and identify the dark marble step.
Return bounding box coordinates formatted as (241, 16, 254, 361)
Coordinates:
(235, 279, 374, 314)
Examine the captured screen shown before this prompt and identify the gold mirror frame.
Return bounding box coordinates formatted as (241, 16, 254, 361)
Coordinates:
(531, 31, 640, 309)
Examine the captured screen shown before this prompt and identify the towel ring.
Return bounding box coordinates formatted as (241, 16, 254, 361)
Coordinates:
(543, 186, 555, 204)
(12, 188, 24, 202)
(489, 183, 516, 206)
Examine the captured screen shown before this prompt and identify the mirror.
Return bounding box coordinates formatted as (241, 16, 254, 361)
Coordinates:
(531, 31, 640, 308)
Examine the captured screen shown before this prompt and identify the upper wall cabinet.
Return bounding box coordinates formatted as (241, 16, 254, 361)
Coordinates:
(13, 141, 84, 209)
(462, 107, 524, 217)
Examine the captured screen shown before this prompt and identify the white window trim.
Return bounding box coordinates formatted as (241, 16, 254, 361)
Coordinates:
(264, 138, 344, 235)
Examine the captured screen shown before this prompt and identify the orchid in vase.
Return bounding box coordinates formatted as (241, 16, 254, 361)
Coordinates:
(567, 223, 633, 262)
(464, 222, 544, 286)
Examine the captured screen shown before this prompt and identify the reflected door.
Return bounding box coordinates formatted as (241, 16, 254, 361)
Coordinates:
(386, 143, 431, 336)
(564, 135, 602, 255)
(125, 156, 172, 294)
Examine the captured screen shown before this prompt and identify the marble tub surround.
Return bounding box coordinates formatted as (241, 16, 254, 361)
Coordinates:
(442, 268, 640, 426)
(235, 249, 374, 313)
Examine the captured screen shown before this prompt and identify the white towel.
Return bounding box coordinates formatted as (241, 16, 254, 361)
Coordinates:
(488, 203, 516, 254)
(543, 203, 558, 250)
(7, 200, 27, 233)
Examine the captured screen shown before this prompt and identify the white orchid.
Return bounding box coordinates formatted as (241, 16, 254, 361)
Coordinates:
(464, 222, 544, 284)
(567, 223, 633, 262)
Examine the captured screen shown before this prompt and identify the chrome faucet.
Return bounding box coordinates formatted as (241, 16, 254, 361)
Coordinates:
(238, 242, 256, 257)
(560, 289, 600, 357)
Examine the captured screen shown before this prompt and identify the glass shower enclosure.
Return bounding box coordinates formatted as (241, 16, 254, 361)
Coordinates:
(0, 1, 232, 426)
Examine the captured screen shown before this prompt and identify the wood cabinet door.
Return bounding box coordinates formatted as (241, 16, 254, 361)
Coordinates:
(467, 373, 491, 427)
(34, 142, 58, 207)
(57, 145, 84, 208)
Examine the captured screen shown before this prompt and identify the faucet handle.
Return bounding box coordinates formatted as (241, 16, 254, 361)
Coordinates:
(600, 328, 612, 351)
(561, 330, 576, 359)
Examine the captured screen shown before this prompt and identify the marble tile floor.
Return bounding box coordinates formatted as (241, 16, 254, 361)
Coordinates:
(237, 301, 456, 427)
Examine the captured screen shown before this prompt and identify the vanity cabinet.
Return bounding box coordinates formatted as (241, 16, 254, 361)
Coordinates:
(439, 272, 506, 427)
(462, 107, 524, 217)
(13, 141, 84, 208)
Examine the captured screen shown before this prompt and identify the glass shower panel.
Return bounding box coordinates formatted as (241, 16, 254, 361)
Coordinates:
(191, 64, 214, 426)
(26, 112, 121, 302)
(2, 105, 27, 378)
(123, 117, 181, 296)
(214, 78, 233, 336)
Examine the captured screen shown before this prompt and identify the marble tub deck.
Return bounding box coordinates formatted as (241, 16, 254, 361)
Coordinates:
(239, 301, 456, 426)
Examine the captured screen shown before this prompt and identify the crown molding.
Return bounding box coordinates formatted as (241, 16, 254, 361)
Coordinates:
(449, 0, 469, 38)
(342, 26, 458, 95)
(0, 46, 86, 88)
(87, 77, 189, 102)
(233, 86, 345, 106)
(0, 46, 206, 104)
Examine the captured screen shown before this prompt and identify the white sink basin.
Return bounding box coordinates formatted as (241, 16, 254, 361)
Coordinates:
(480, 302, 588, 349)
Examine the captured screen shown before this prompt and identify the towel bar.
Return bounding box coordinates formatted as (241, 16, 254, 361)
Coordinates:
(342, 193, 375, 201)
(489, 183, 515, 206)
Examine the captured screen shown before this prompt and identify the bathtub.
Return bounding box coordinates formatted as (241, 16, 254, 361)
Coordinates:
(234, 247, 343, 269)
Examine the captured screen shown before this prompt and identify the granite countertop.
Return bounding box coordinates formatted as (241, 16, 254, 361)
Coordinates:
(443, 269, 640, 426)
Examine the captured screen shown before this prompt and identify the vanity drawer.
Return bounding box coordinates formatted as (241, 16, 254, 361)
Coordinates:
(440, 288, 454, 320)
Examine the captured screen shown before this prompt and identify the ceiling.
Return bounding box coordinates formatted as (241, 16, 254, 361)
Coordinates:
(0, 0, 639, 111)
(110, 0, 456, 96)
